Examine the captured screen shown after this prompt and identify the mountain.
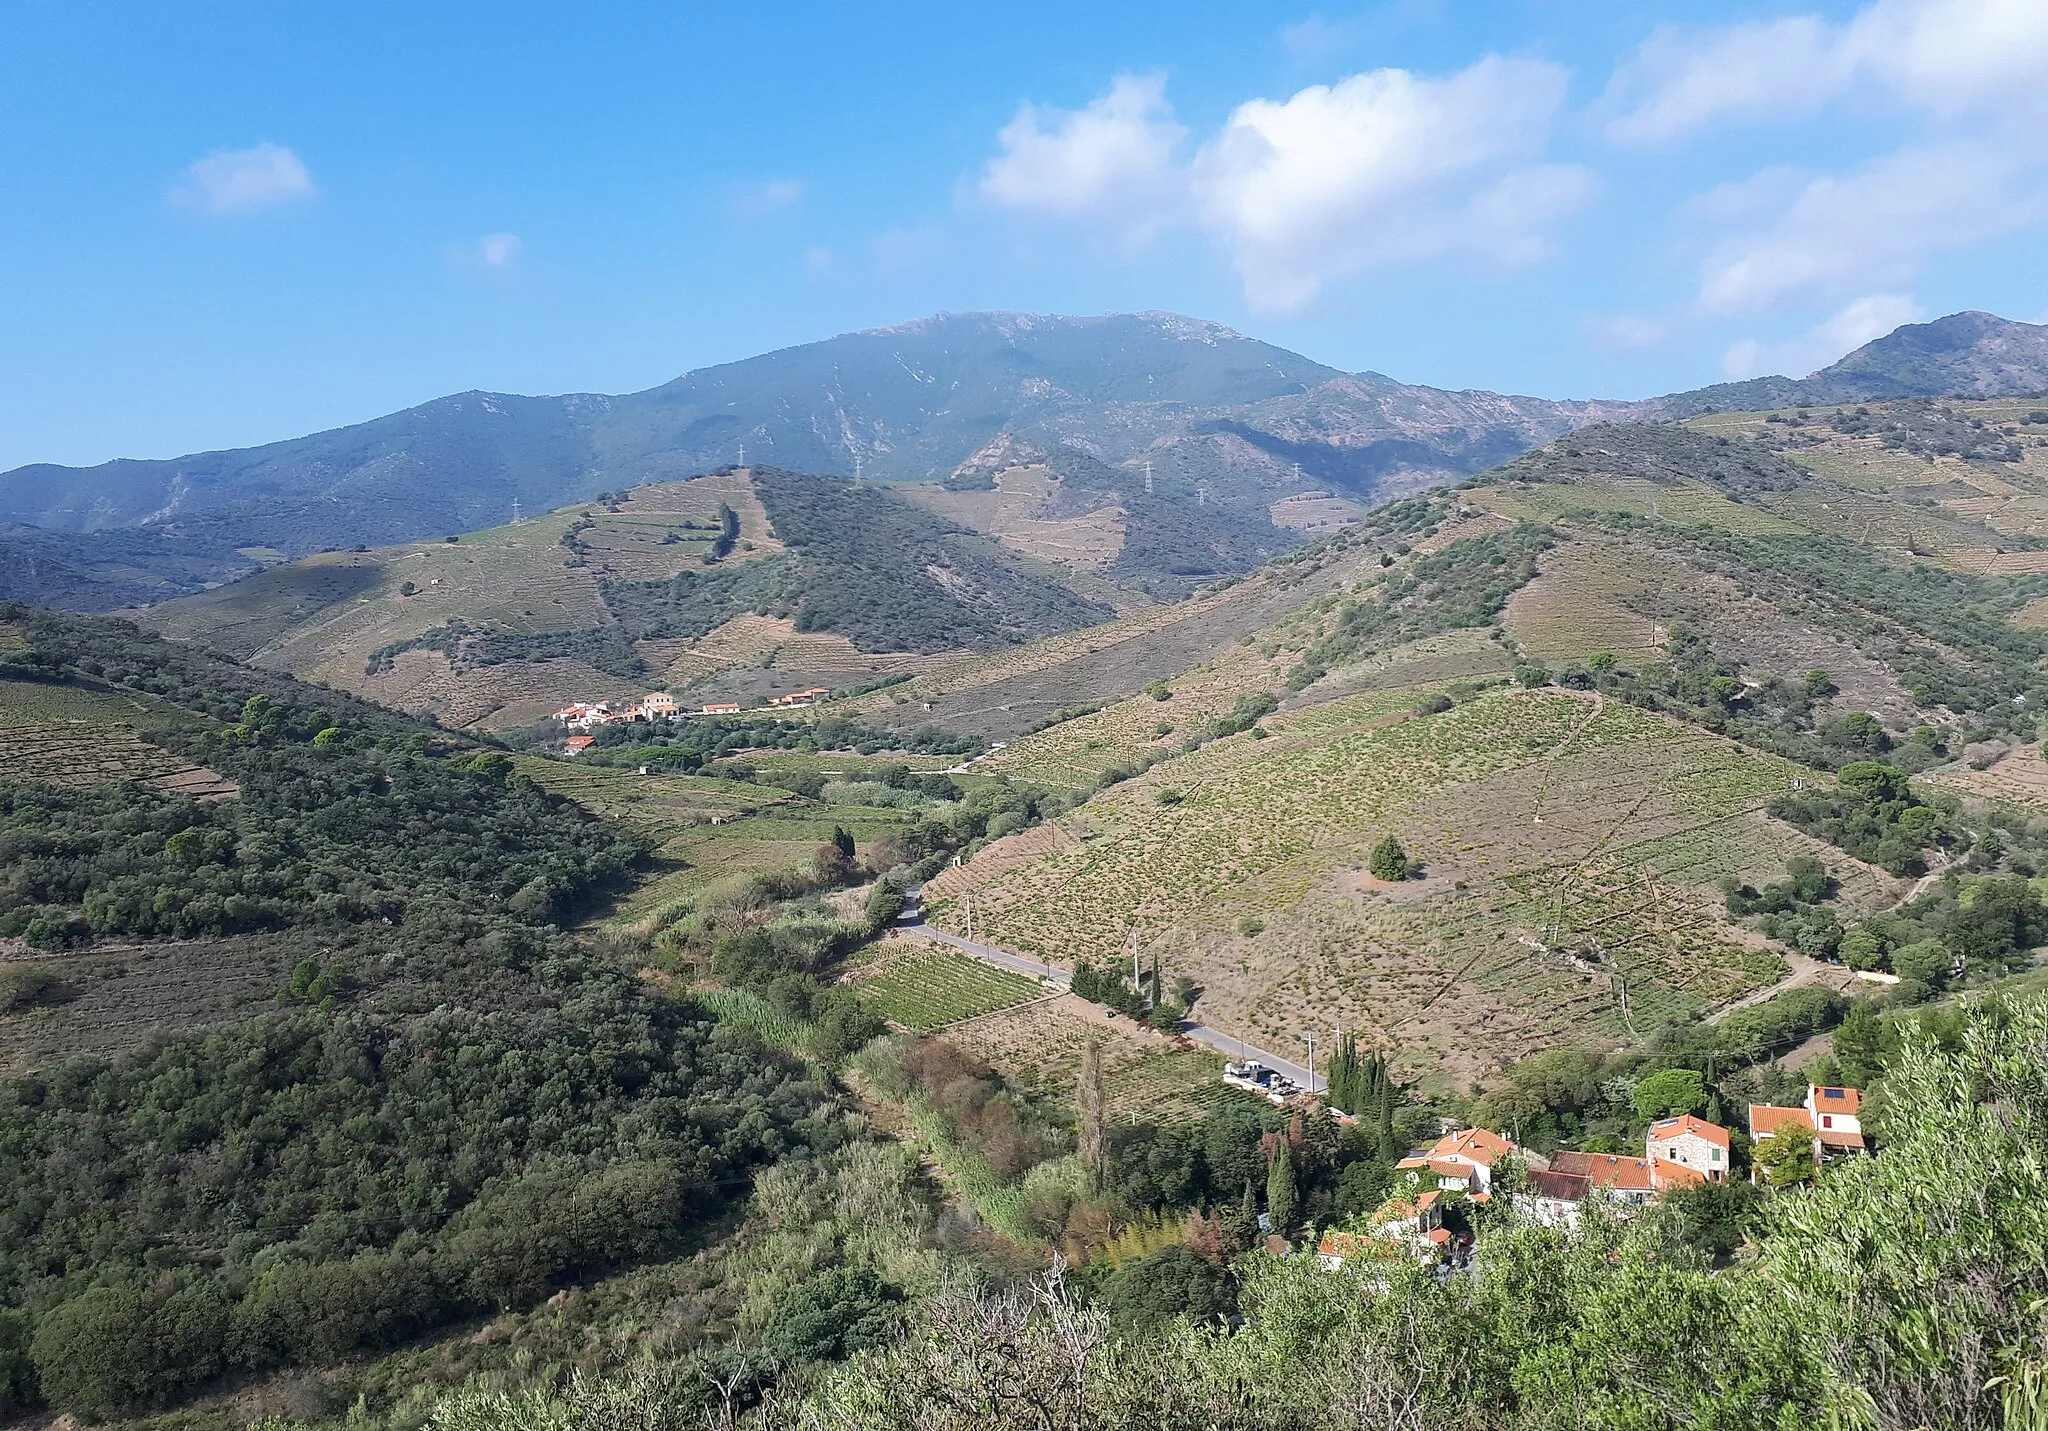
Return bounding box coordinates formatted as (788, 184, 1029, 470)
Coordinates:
(1653, 311, 2048, 416)
(0, 313, 1635, 608)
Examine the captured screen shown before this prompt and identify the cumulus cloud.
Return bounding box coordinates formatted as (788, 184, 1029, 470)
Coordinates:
(1191, 56, 1590, 311)
(1696, 142, 2035, 313)
(1603, 0, 2048, 144)
(979, 73, 1187, 243)
(1722, 293, 1926, 379)
(980, 59, 1591, 312)
(173, 142, 316, 214)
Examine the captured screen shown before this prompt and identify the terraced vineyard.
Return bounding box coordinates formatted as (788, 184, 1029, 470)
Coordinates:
(926, 687, 1848, 1084)
(942, 993, 1231, 1125)
(1471, 476, 1800, 536)
(0, 678, 236, 796)
(844, 941, 1046, 1032)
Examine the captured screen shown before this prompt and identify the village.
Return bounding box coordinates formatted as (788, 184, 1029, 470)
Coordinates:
(1318, 1081, 1867, 1270)
(550, 685, 831, 754)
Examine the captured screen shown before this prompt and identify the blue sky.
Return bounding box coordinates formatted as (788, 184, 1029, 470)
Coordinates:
(3, 0, 2045, 471)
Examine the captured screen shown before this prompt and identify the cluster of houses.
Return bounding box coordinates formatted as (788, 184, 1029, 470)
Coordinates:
(552, 693, 682, 731)
(551, 686, 835, 754)
(1318, 1082, 1866, 1269)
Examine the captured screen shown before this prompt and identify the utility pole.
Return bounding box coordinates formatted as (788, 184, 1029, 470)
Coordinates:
(964, 889, 974, 944)
(1196, 484, 1208, 507)
(853, 451, 863, 485)
(1305, 1031, 1316, 1095)
(1131, 929, 1141, 992)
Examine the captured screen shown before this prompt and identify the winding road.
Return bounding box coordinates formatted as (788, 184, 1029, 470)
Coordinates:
(896, 888, 1319, 1092)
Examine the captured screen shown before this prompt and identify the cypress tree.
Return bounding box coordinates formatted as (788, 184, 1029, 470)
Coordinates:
(1267, 1144, 1298, 1237)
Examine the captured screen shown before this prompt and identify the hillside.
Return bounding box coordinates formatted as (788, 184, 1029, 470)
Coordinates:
(891, 395, 2048, 1088)
(134, 467, 1118, 729)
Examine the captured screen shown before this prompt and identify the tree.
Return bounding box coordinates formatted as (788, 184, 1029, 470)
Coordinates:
(832, 825, 856, 860)
(1266, 1144, 1299, 1237)
(1838, 924, 1886, 971)
(1077, 1037, 1107, 1194)
(1368, 836, 1409, 882)
(1831, 1001, 1894, 1089)
(1752, 1127, 1814, 1186)
(1632, 1067, 1709, 1121)
(1890, 939, 1952, 991)
(1222, 1179, 1258, 1253)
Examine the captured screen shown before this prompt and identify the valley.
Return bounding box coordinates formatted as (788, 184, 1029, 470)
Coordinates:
(5, 318, 2048, 1429)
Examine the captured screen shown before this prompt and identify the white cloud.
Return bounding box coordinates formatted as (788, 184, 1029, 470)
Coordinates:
(1190, 56, 1588, 311)
(1722, 293, 1926, 379)
(1602, 17, 1847, 146)
(479, 233, 521, 267)
(174, 141, 316, 214)
(1697, 142, 2035, 313)
(1603, 0, 2048, 144)
(732, 178, 807, 218)
(805, 245, 834, 273)
(979, 73, 1187, 243)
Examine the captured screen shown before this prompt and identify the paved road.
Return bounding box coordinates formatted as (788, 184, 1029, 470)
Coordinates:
(896, 889, 1317, 1092)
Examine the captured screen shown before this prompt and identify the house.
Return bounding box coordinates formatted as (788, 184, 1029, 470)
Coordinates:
(1517, 1167, 1594, 1227)
(1395, 1126, 1520, 1194)
(1806, 1084, 1866, 1153)
(1548, 1151, 1660, 1208)
(1646, 1113, 1731, 1183)
(700, 702, 742, 715)
(766, 686, 831, 709)
(1368, 1188, 1448, 1259)
(635, 692, 680, 720)
(563, 735, 595, 756)
(1316, 1229, 1403, 1272)
(1749, 1084, 1866, 1173)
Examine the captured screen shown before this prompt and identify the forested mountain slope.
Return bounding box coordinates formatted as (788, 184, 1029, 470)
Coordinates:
(0, 606, 844, 1415)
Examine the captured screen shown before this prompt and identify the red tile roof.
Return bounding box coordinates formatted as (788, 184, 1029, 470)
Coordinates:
(1550, 1151, 1656, 1192)
(1749, 1104, 1813, 1140)
(1810, 1085, 1862, 1115)
(1317, 1230, 1401, 1263)
(1432, 1126, 1515, 1165)
(1648, 1113, 1731, 1149)
(1815, 1126, 1868, 1150)
(1650, 1158, 1707, 1190)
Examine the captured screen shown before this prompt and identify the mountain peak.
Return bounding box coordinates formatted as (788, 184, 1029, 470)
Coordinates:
(1654, 310, 2048, 416)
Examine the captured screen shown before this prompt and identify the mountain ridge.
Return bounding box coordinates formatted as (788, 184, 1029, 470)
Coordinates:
(7, 309, 2048, 613)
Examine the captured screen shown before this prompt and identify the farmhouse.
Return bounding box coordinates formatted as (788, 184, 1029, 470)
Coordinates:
(562, 734, 595, 756)
(1646, 1113, 1731, 1183)
(1750, 1084, 1866, 1168)
(700, 701, 742, 715)
(766, 686, 830, 709)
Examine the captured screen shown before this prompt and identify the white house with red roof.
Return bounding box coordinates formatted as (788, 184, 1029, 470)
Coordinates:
(1646, 1113, 1731, 1183)
(1395, 1126, 1520, 1194)
(1805, 1084, 1865, 1153)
